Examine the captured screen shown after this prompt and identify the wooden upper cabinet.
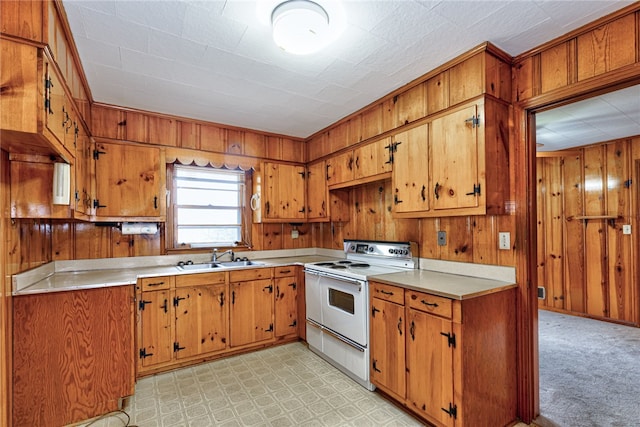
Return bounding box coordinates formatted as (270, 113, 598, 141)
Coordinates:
(0, 39, 74, 161)
(395, 83, 426, 127)
(353, 137, 393, 180)
(94, 141, 164, 219)
(429, 99, 509, 216)
(392, 123, 430, 215)
(307, 160, 329, 222)
(261, 162, 306, 221)
(326, 151, 354, 187)
(430, 105, 480, 211)
(393, 98, 509, 218)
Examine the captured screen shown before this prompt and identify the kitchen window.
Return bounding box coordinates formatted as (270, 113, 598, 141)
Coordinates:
(169, 165, 249, 248)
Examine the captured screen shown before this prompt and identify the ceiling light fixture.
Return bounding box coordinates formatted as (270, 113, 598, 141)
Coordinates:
(271, 0, 332, 55)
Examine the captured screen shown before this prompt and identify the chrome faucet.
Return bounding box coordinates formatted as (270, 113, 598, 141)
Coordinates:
(212, 248, 234, 262)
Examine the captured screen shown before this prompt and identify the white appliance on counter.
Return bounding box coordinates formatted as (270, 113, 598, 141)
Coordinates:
(304, 239, 417, 390)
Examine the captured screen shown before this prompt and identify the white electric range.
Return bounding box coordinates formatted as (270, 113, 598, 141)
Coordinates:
(304, 240, 417, 390)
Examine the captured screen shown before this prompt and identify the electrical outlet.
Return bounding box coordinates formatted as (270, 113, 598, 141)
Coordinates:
(437, 231, 446, 246)
(499, 232, 511, 250)
(622, 224, 631, 235)
(291, 229, 299, 239)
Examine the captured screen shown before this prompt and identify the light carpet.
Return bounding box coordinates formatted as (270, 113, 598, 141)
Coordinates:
(538, 309, 640, 427)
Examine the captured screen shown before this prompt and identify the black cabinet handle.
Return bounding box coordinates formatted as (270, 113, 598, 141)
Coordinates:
(434, 182, 441, 200)
(421, 299, 438, 307)
(421, 185, 426, 201)
(410, 320, 415, 341)
(380, 290, 394, 296)
(397, 317, 403, 335)
(160, 299, 168, 313)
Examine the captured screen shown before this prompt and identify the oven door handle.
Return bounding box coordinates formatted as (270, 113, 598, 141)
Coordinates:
(306, 319, 365, 353)
(305, 269, 364, 287)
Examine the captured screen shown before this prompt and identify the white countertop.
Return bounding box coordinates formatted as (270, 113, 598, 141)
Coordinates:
(13, 249, 515, 300)
(370, 269, 516, 300)
(12, 255, 339, 295)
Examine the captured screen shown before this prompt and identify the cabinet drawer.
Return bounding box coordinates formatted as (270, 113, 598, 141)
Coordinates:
(229, 268, 271, 282)
(175, 271, 226, 288)
(137, 276, 174, 292)
(406, 291, 452, 319)
(370, 282, 404, 305)
(274, 266, 296, 277)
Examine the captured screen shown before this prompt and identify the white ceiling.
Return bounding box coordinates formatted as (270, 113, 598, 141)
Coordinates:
(536, 85, 640, 151)
(62, 0, 635, 140)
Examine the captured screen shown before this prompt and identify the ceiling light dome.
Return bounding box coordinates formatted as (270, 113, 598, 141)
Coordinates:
(271, 0, 331, 55)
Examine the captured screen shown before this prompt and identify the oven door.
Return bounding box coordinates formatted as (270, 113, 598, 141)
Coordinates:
(320, 273, 367, 347)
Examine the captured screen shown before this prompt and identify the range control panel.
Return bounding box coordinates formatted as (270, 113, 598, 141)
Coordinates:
(343, 240, 415, 260)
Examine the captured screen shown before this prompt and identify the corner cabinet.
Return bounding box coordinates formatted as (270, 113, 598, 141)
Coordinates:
(392, 97, 510, 218)
(306, 160, 329, 221)
(94, 141, 166, 220)
(369, 281, 517, 427)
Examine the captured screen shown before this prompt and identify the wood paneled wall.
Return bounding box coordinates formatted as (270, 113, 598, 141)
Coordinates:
(312, 180, 516, 266)
(537, 137, 639, 325)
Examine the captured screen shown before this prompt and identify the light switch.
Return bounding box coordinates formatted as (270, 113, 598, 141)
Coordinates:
(622, 224, 631, 235)
(291, 229, 299, 239)
(499, 232, 511, 250)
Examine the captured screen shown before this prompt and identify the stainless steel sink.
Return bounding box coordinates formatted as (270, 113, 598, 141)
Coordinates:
(216, 260, 265, 267)
(176, 262, 220, 271)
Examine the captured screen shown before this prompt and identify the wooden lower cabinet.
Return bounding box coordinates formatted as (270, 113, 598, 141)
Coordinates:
(136, 267, 303, 376)
(230, 274, 274, 347)
(274, 266, 298, 337)
(369, 281, 517, 427)
(13, 286, 135, 427)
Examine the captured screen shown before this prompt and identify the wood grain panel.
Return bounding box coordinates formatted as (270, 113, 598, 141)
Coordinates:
(605, 140, 631, 218)
(449, 53, 484, 106)
(544, 158, 564, 308)
(361, 104, 383, 140)
(540, 43, 570, 93)
(0, 149, 11, 427)
(583, 145, 605, 216)
(52, 222, 74, 260)
(1, 0, 43, 41)
(226, 129, 244, 154)
(91, 105, 124, 140)
(12, 286, 135, 427)
(562, 154, 585, 313)
(199, 124, 226, 153)
(472, 215, 497, 265)
(74, 222, 110, 259)
(148, 116, 177, 147)
(426, 71, 449, 115)
(577, 14, 636, 81)
(418, 218, 440, 259)
(536, 158, 547, 307)
(178, 121, 199, 149)
(607, 220, 633, 322)
(396, 83, 426, 126)
(244, 132, 266, 158)
(438, 217, 473, 262)
(584, 219, 607, 317)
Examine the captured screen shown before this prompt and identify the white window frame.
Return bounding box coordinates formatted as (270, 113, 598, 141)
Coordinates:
(170, 164, 249, 249)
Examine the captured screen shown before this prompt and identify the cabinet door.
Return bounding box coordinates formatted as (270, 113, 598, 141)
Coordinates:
(326, 151, 354, 186)
(94, 142, 161, 217)
(44, 58, 66, 147)
(370, 298, 405, 399)
(430, 105, 480, 211)
(392, 123, 429, 213)
(263, 162, 306, 220)
(306, 161, 328, 221)
(230, 279, 274, 347)
(406, 309, 455, 427)
(138, 290, 173, 368)
(174, 284, 227, 359)
(353, 137, 392, 180)
(274, 276, 297, 337)
(74, 127, 94, 215)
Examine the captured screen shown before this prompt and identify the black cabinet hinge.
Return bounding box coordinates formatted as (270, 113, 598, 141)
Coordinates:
(173, 296, 186, 306)
(624, 179, 632, 188)
(442, 403, 457, 419)
(138, 299, 151, 310)
(289, 319, 297, 328)
(299, 171, 307, 179)
(93, 149, 106, 160)
(465, 183, 481, 196)
(465, 115, 480, 128)
(372, 306, 380, 317)
(93, 199, 106, 209)
(174, 342, 185, 352)
(441, 331, 456, 348)
(139, 348, 153, 359)
(266, 323, 274, 332)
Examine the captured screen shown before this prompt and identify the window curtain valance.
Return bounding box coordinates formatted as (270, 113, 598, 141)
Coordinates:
(165, 147, 258, 171)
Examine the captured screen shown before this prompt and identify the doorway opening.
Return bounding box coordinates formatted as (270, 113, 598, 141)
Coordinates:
(533, 85, 640, 425)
